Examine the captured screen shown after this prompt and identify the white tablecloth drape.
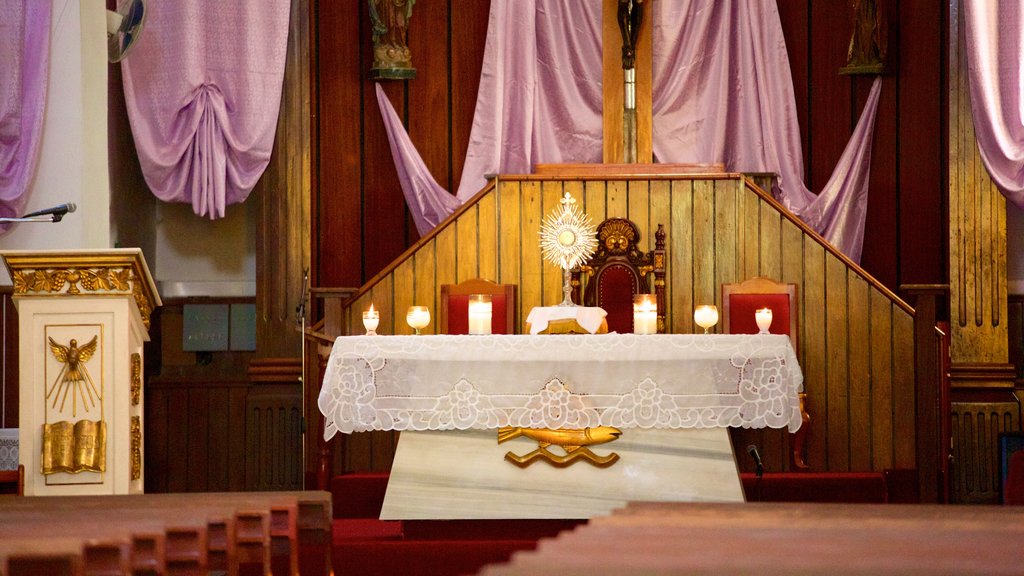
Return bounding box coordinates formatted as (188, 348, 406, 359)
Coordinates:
(318, 334, 803, 440)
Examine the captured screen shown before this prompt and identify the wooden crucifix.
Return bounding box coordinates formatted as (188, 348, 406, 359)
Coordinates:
(603, 0, 653, 163)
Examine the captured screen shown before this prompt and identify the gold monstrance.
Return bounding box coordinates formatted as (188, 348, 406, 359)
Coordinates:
(540, 192, 598, 306)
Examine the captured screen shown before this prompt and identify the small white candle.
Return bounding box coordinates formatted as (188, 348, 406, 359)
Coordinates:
(693, 304, 719, 334)
(468, 294, 493, 335)
(406, 306, 430, 335)
(755, 307, 773, 334)
(633, 295, 657, 335)
(362, 304, 379, 336)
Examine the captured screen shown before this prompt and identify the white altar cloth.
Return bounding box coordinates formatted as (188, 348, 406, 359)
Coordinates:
(318, 333, 803, 439)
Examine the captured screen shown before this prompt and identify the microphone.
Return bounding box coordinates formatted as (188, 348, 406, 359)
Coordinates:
(22, 203, 77, 221)
(747, 444, 764, 479)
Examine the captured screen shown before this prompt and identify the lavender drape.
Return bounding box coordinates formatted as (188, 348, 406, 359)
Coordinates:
(0, 0, 50, 234)
(121, 2, 290, 219)
(380, 0, 881, 262)
(962, 0, 1024, 211)
(652, 1, 881, 262)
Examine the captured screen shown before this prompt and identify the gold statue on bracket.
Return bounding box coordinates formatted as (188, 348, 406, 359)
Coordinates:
(498, 426, 622, 468)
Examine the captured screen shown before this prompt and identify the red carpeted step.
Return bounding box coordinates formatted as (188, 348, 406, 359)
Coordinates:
(332, 539, 538, 576)
(333, 519, 405, 542)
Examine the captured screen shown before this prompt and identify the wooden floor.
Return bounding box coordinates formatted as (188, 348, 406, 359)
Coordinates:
(479, 501, 1024, 575)
(0, 490, 332, 576)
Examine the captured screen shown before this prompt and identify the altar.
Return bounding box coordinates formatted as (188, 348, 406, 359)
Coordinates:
(318, 333, 803, 518)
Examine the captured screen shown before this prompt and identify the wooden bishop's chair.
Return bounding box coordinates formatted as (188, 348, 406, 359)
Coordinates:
(571, 218, 666, 334)
(440, 278, 517, 335)
(722, 276, 810, 471)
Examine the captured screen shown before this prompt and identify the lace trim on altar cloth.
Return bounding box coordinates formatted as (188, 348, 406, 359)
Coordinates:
(317, 334, 803, 439)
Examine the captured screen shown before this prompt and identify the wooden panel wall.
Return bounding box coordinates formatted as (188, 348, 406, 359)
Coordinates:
(1, 288, 16, 429)
(314, 2, 948, 300)
(330, 174, 918, 475)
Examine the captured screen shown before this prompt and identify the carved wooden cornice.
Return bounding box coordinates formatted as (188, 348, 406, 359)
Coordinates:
(2, 250, 161, 330)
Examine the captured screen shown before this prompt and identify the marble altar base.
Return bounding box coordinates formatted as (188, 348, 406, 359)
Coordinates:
(381, 428, 744, 519)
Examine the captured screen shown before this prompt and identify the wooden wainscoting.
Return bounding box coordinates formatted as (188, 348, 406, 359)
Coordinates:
(320, 173, 919, 484)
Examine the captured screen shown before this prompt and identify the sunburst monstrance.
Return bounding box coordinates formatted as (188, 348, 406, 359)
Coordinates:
(540, 192, 598, 306)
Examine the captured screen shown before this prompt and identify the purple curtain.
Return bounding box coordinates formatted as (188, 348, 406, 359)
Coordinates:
(0, 0, 50, 234)
(651, 0, 881, 263)
(380, 0, 880, 262)
(121, 1, 290, 219)
(962, 0, 1024, 211)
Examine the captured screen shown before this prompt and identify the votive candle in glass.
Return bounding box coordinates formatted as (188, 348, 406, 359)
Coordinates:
(633, 294, 657, 335)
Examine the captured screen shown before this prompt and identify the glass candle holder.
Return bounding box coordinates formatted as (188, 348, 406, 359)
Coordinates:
(468, 294, 493, 335)
(693, 304, 719, 334)
(362, 305, 380, 336)
(406, 305, 430, 335)
(633, 294, 657, 335)
(755, 307, 773, 334)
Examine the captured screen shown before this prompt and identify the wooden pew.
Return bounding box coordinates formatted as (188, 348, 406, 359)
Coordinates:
(480, 502, 1024, 575)
(0, 491, 331, 576)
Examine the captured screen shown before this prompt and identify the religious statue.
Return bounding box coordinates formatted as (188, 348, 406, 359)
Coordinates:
(369, 0, 416, 80)
(618, 0, 644, 70)
(841, 0, 887, 75)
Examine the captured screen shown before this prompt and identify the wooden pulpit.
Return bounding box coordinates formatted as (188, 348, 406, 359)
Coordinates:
(1, 249, 161, 495)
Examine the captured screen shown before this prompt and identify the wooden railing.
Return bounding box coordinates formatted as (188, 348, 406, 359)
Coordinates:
(312, 172, 923, 492)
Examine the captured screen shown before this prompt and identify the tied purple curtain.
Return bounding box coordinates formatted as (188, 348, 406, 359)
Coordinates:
(962, 0, 1024, 211)
(0, 0, 50, 234)
(121, 2, 290, 219)
(652, 0, 881, 263)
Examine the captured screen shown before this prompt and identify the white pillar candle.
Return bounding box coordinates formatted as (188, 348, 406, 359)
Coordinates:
(362, 304, 380, 335)
(406, 306, 430, 334)
(755, 307, 773, 334)
(468, 295, 493, 335)
(633, 294, 657, 335)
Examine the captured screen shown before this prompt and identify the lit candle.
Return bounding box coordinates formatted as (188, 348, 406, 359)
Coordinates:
(633, 294, 657, 335)
(362, 304, 379, 336)
(755, 307, 773, 334)
(406, 305, 430, 335)
(468, 294, 493, 335)
(693, 304, 719, 334)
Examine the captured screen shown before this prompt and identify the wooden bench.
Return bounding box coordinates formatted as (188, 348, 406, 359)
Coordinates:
(0, 490, 331, 576)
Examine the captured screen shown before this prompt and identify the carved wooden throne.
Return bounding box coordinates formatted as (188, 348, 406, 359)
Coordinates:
(572, 218, 666, 333)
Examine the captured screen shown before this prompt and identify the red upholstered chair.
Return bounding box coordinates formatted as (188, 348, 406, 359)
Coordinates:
(571, 218, 666, 334)
(722, 276, 810, 470)
(440, 278, 517, 335)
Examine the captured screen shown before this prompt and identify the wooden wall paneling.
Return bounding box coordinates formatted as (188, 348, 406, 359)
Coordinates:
(606, 180, 628, 218)
(456, 204, 479, 283)
(627, 180, 650, 243)
(478, 190, 499, 282)
(520, 182, 544, 312)
(228, 386, 249, 491)
(779, 218, 804, 346)
(802, 238, 827, 470)
(188, 387, 211, 491)
(714, 179, 739, 292)
(670, 180, 693, 334)
(774, 1, 810, 177)
(739, 181, 761, 282)
(370, 278, 394, 337)
(434, 227, 457, 334)
(449, 1, 491, 189)
(895, 0, 945, 285)
(807, 1, 853, 193)
(584, 180, 608, 222)
(407, 0, 451, 194)
(542, 181, 564, 306)
(246, 384, 303, 490)
(1011, 297, 1024, 380)
(848, 275, 872, 470)
(857, 74, 899, 291)
(206, 387, 231, 491)
(393, 259, 415, 336)
(869, 290, 895, 471)
(315, 1, 363, 287)
(413, 241, 437, 336)
(692, 180, 716, 311)
(363, 82, 411, 280)
(759, 203, 782, 281)
(649, 180, 672, 325)
(497, 181, 522, 329)
(892, 312, 917, 469)
(165, 387, 189, 492)
(144, 388, 168, 493)
(825, 255, 851, 470)
(2, 289, 17, 428)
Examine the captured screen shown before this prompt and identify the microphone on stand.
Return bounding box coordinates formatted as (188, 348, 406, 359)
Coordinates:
(747, 444, 765, 503)
(22, 202, 77, 222)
